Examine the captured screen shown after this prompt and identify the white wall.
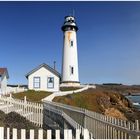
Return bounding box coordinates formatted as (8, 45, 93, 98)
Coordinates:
(0, 74, 7, 94)
(62, 30, 79, 82)
(28, 67, 60, 92)
(6, 86, 27, 94)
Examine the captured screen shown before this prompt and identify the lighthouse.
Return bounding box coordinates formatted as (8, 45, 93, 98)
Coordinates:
(61, 16, 80, 87)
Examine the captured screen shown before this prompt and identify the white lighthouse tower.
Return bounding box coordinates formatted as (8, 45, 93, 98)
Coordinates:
(61, 16, 80, 87)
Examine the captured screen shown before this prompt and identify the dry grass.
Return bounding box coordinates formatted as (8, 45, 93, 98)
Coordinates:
(0, 111, 5, 127)
(0, 111, 47, 139)
(96, 84, 140, 94)
(54, 88, 109, 113)
(53, 87, 140, 122)
(11, 90, 52, 103)
(0, 110, 39, 128)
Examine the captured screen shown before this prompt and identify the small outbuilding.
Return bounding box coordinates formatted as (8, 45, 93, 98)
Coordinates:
(25, 63, 61, 92)
(0, 68, 9, 94)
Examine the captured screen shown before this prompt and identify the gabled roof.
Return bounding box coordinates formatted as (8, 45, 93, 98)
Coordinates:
(25, 63, 61, 79)
(0, 68, 9, 79)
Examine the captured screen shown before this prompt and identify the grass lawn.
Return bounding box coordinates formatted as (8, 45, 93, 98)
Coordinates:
(11, 90, 52, 103)
(53, 88, 104, 113)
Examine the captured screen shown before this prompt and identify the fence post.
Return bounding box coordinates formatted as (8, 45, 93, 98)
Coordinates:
(13, 128, 17, 139)
(64, 130, 68, 139)
(38, 129, 43, 140)
(7, 128, 10, 139)
(9, 94, 12, 106)
(124, 120, 127, 139)
(24, 96, 27, 103)
(6, 97, 9, 114)
(55, 130, 60, 139)
(0, 127, 4, 140)
(21, 129, 26, 140)
(127, 121, 131, 139)
(68, 130, 72, 139)
(30, 129, 34, 139)
(76, 129, 80, 139)
(120, 120, 123, 139)
(47, 130, 52, 139)
(83, 129, 90, 139)
(135, 120, 140, 139)
(24, 96, 27, 114)
(84, 109, 87, 128)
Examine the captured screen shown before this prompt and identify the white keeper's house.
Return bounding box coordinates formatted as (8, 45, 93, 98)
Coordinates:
(25, 63, 61, 92)
(0, 68, 9, 94)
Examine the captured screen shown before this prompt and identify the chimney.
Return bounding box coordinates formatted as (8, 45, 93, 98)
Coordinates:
(53, 61, 56, 70)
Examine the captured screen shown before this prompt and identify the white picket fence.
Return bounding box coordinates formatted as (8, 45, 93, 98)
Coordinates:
(0, 95, 43, 127)
(44, 103, 93, 138)
(0, 127, 93, 140)
(44, 101, 140, 139)
(1, 92, 140, 139)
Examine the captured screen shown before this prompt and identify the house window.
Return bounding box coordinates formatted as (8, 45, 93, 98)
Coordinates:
(70, 40, 73, 47)
(33, 77, 40, 89)
(70, 66, 74, 75)
(47, 77, 54, 88)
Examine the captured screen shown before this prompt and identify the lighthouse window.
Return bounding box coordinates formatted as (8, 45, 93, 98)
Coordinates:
(70, 66, 74, 75)
(71, 67, 74, 74)
(70, 40, 74, 47)
(47, 77, 54, 88)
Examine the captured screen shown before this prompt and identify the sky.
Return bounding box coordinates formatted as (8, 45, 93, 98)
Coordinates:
(0, 1, 140, 85)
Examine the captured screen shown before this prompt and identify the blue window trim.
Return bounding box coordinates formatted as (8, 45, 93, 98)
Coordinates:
(47, 77, 54, 89)
(33, 77, 40, 89)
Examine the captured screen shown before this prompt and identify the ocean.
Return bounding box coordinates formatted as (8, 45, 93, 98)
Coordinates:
(126, 95, 140, 110)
